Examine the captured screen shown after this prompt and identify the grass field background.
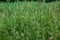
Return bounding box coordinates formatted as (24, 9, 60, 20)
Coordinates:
(0, 2, 60, 40)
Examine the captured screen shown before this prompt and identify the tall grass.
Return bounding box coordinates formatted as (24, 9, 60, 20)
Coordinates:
(0, 2, 60, 40)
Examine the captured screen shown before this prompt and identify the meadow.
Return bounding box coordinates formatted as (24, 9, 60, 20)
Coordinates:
(0, 1, 60, 40)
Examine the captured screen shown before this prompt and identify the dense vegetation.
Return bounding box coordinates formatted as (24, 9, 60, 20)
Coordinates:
(0, 1, 60, 40)
(0, 0, 60, 3)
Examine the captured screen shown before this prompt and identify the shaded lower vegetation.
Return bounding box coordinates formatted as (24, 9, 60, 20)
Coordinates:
(0, 0, 60, 3)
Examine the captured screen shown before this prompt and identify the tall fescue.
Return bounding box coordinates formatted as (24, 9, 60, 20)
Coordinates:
(0, 2, 60, 40)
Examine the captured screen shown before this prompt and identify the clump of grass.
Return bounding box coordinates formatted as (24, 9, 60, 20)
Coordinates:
(0, 2, 60, 40)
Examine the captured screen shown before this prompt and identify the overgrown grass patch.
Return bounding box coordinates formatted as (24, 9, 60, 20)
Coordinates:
(0, 2, 60, 40)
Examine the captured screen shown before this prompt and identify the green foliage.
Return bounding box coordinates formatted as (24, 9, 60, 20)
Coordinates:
(0, 2, 60, 40)
(0, 0, 59, 2)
